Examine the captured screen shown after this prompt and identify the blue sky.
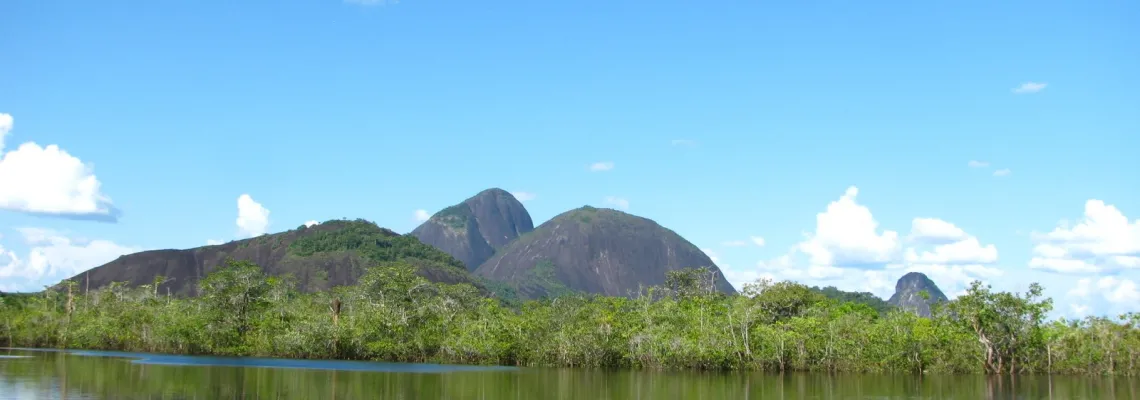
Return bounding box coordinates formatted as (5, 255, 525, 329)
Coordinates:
(1, 0, 1137, 317)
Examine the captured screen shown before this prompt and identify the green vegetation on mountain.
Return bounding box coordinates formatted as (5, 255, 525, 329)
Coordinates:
(60, 219, 479, 296)
(4, 263, 1137, 376)
(810, 286, 895, 315)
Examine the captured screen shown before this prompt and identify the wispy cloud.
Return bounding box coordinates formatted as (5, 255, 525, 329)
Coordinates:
(604, 196, 629, 210)
(413, 209, 430, 222)
(750, 236, 766, 247)
(1012, 82, 1047, 94)
(671, 139, 696, 147)
(993, 169, 1012, 177)
(511, 191, 536, 202)
(589, 161, 614, 172)
(968, 160, 989, 168)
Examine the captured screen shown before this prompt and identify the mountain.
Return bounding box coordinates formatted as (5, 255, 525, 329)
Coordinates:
(887, 272, 949, 317)
(810, 286, 895, 315)
(411, 188, 534, 270)
(474, 206, 736, 299)
(62, 220, 479, 296)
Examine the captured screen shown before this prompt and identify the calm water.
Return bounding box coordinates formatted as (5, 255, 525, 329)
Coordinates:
(1, 348, 1136, 399)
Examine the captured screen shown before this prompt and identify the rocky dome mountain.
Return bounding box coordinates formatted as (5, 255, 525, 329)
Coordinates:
(887, 272, 949, 317)
(474, 206, 736, 299)
(61, 220, 479, 296)
(411, 188, 534, 270)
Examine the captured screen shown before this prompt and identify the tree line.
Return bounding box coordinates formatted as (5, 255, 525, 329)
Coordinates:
(1, 261, 1137, 375)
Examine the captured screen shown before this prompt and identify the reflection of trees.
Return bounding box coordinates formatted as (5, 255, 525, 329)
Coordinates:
(0, 352, 1132, 399)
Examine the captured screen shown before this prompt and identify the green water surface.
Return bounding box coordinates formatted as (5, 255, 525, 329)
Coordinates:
(1, 348, 1136, 399)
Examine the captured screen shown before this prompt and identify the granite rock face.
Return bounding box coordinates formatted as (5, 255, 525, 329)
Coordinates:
(410, 188, 534, 270)
(474, 206, 736, 299)
(887, 272, 949, 317)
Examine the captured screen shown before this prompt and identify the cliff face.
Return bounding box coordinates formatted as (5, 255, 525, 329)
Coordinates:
(887, 272, 949, 317)
(410, 188, 534, 270)
(62, 220, 478, 296)
(474, 206, 736, 299)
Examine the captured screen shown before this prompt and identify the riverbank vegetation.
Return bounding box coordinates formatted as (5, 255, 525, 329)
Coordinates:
(2, 261, 1137, 375)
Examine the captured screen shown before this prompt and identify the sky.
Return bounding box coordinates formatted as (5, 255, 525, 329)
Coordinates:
(1, 0, 1137, 318)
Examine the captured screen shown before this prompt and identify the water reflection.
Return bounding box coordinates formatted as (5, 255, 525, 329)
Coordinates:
(1, 348, 1136, 399)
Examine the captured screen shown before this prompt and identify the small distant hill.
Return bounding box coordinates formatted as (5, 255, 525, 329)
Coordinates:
(474, 206, 736, 299)
(810, 285, 895, 315)
(61, 220, 479, 296)
(411, 188, 534, 270)
(887, 272, 949, 317)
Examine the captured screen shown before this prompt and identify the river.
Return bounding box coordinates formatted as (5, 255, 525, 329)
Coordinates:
(1, 348, 1135, 399)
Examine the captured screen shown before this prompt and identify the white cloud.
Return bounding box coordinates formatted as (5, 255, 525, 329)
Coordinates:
(905, 237, 998, 265)
(0, 114, 116, 220)
(910, 218, 969, 244)
(304, 220, 319, 228)
(967, 160, 989, 168)
(1029, 199, 1140, 274)
(206, 239, 223, 246)
(1098, 276, 1140, 304)
(236, 194, 270, 237)
(1068, 278, 1092, 297)
(671, 139, 696, 147)
(604, 196, 629, 210)
(1070, 303, 1089, 316)
(0, 113, 12, 150)
(588, 161, 614, 172)
(796, 186, 900, 267)
(511, 191, 537, 202)
(0, 228, 140, 291)
(993, 169, 1012, 177)
(1012, 82, 1047, 94)
(750, 236, 766, 247)
(413, 209, 431, 222)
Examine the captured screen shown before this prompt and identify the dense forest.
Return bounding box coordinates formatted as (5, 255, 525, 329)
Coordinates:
(1, 261, 1138, 376)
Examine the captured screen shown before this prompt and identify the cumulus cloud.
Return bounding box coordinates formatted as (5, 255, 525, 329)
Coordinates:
(304, 220, 319, 228)
(909, 218, 969, 244)
(589, 161, 614, 172)
(967, 160, 989, 168)
(236, 194, 270, 237)
(206, 239, 223, 246)
(1012, 82, 1047, 94)
(1068, 276, 1140, 315)
(413, 209, 431, 222)
(750, 236, 766, 247)
(993, 169, 1012, 177)
(0, 228, 140, 291)
(604, 196, 629, 210)
(797, 186, 900, 267)
(511, 191, 537, 202)
(1029, 199, 1140, 274)
(905, 237, 999, 265)
(0, 114, 118, 221)
(735, 188, 1003, 300)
